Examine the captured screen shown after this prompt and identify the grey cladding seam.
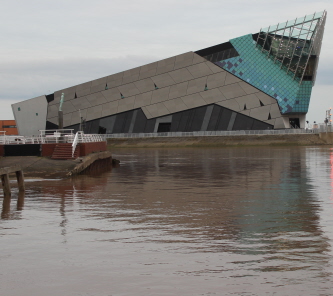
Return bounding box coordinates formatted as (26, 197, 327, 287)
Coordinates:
(48, 62, 209, 120)
(47, 80, 274, 123)
(49, 59, 213, 112)
(50, 59, 208, 112)
(54, 52, 204, 100)
(48, 68, 239, 120)
(200, 105, 214, 131)
(48, 67, 280, 124)
(227, 112, 237, 131)
(160, 84, 173, 113)
(128, 109, 138, 133)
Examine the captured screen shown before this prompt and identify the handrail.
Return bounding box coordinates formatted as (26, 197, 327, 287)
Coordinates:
(104, 128, 322, 139)
(1, 131, 106, 145)
(72, 132, 80, 157)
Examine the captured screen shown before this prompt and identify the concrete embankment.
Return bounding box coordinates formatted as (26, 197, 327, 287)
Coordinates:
(0, 151, 112, 179)
(108, 133, 330, 148)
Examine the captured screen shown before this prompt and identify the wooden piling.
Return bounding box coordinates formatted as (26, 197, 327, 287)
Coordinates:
(1, 173, 11, 197)
(15, 170, 25, 192)
(17, 191, 25, 210)
(1, 195, 11, 218)
(0, 165, 25, 197)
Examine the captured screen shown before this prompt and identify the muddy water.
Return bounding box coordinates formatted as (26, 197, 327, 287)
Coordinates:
(2, 147, 333, 295)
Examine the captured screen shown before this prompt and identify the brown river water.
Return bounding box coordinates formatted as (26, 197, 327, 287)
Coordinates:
(1, 146, 333, 295)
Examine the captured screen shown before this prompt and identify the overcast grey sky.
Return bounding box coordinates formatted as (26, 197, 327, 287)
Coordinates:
(0, 0, 332, 124)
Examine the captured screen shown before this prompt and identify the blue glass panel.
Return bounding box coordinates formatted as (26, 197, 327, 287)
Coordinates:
(215, 34, 313, 114)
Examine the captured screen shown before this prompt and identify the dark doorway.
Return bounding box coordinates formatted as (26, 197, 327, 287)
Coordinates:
(157, 122, 171, 133)
(289, 118, 300, 128)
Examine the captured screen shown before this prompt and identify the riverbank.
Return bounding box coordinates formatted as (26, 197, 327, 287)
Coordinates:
(0, 151, 112, 179)
(107, 134, 328, 148)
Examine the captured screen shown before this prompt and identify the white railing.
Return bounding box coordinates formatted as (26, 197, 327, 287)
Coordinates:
(71, 132, 105, 157)
(38, 129, 75, 144)
(72, 132, 80, 157)
(105, 128, 320, 139)
(1, 130, 106, 145)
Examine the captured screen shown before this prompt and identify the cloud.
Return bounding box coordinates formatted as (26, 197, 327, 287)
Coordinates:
(0, 0, 332, 122)
(0, 56, 157, 100)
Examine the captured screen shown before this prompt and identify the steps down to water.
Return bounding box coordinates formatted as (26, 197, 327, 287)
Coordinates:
(51, 143, 79, 160)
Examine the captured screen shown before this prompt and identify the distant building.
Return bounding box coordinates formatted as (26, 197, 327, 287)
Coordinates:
(12, 11, 327, 136)
(0, 120, 18, 135)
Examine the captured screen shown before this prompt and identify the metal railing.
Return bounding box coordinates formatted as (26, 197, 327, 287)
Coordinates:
(0, 128, 328, 144)
(105, 128, 320, 139)
(38, 129, 75, 144)
(0, 130, 106, 145)
(71, 131, 106, 157)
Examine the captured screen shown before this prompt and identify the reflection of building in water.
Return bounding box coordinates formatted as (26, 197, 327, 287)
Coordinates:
(9, 148, 330, 276)
(102, 148, 329, 261)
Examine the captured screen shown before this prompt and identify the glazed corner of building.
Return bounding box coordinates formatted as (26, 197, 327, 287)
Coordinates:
(12, 11, 327, 136)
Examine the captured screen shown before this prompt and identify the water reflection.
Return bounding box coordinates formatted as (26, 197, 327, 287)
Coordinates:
(1, 191, 25, 219)
(1, 147, 333, 294)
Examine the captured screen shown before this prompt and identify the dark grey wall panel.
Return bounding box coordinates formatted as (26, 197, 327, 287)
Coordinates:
(66, 123, 80, 133)
(133, 109, 148, 133)
(84, 119, 100, 134)
(252, 119, 272, 130)
(189, 106, 207, 132)
(46, 120, 58, 130)
(128, 110, 138, 133)
(201, 105, 214, 131)
(185, 110, 195, 131)
(113, 112, 130, 133)
(144, 119, 156, 133)
(177, 110, 191, 131)
(170, 113, 182, 132)
(100, 116, 116, 133)
(207, 105, 222, 131)
(217, 108, 232, 130)
(232, 114, 254, 130)
(123, 110, 134, 133)
(69, 103, 273, 134)
(227, 112, 237, 131)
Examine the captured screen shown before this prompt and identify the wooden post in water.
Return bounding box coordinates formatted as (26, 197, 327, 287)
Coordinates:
(0, 165, 25, 197)
(15, 170, 25, 192)
(1, 173, 11, 197)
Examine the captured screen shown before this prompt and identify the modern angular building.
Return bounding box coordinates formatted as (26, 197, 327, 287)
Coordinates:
(12, 11, 327, 136)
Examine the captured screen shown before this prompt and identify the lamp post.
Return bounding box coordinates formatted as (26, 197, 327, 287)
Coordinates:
(58, 93, 64, 130)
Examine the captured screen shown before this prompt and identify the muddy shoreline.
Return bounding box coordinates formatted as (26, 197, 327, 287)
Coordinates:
(107, 134, 329, 148)
(0, 151, 112, 179)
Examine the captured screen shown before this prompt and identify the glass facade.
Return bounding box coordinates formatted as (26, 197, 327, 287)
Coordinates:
(256, 11, 326, 84)
(215, 34, 313, 114)
(197, 11, 327, 115)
